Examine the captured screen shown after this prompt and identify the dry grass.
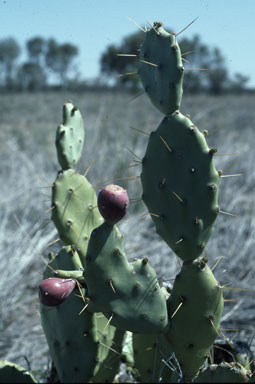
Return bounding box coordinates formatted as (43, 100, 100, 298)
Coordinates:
(0, 90, 254, 381)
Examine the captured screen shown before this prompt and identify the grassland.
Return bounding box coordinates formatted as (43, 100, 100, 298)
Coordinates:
(0, 90, 254, 381)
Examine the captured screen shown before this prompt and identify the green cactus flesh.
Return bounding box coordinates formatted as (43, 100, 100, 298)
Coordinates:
(0, 360, 37, 383)
(193, 362, 252, 383)
(141, 111, 219, 261)
(165, 259, 224, 380)
(138, 22, 183, 115)
(56, 102, 85, 170)
(52, 168, 103, 264)
(40, 246, 124, 383)
(84, 222, 169, 334)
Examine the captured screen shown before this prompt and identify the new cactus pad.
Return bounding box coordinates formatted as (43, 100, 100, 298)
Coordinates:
(138, 22, 184, 114)
(56, 102, 85, 170)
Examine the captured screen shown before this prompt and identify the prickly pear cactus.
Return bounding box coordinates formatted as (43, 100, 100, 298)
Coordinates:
(56, 102, 85, 170)
(138, 21, 184, 114)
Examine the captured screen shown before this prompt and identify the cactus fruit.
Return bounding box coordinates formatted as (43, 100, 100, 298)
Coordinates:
(141, 111, 219, 261)
(98, 184, 129, 225)
(193, 362, 252, 383)
(84, 222, 169, 334)
(0, 360, 37, 383)
(138, 22, 184, 115)
(52, 168, 103, 263)
(55, 102, 85, 170)
(38, 277, 76, 307)
(166, 258, 224, 379)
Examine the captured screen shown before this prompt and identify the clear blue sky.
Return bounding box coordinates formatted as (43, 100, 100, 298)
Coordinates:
(1, 0, 255, 87)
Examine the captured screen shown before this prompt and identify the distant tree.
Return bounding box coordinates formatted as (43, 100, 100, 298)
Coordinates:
(228, 72, 250, 93)
(45, 39, 78, 87)
(26, 36, 45, 65)
(0, 37, 20, 88)
(17, 62, 46, 91)
(100, 30, 144, 88)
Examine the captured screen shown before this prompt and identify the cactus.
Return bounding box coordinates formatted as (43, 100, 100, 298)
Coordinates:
(193, 362, 253, 383)
(0, 360, 37, 383)
(36, 20, 253, 384)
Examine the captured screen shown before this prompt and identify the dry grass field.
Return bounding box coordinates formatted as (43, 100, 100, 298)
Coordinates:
(0, 90, 254, 381)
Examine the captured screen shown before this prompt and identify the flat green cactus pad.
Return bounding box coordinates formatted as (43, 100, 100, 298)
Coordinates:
(138, 22, 183, 114)
(84, 222, 169, 334)
(141, 111, 219, 261)
(0, 360, 37, 383)
(56, 102, 85, 170)
(52, 168, 103, 263)
(166, 259, 224, 379)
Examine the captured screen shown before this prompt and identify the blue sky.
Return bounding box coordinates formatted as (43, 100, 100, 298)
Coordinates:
(1, 0, 255, 87)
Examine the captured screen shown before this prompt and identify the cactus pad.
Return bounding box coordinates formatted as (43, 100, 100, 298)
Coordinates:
(52, 168, 103, 263)
(166, 259, 224, 379)
(138, 22, 183, 114)
(84, 222, 169, 334)
(141, 111, 219, 261)
(56, 102, 85, 170)
(194, 362, 252, 383)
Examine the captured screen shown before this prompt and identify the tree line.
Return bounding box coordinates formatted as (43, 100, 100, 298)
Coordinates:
(0, 31, 251, 93)
(0, 36, 79, 90)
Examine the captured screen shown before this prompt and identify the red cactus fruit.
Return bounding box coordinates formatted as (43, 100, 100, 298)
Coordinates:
(38, 277, 76, 307)
(98, 184, 129, 225)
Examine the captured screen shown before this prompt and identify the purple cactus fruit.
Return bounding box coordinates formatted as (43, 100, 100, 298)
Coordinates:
(98, 184, 129, 225)
(38, 277, 76, 307)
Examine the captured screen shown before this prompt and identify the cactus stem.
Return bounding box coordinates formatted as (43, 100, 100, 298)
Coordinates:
(46, 237, 60, 248)
(219, 209, 237, 217)
(160, 136, 172, 152)
(175, 16, 199, 36)
(140, 59, 158, 68)
(127, 17, 146, 32)
(171, 301, 183, 318)
(129, 125, 150, 136)
(172, 191, 184, 204)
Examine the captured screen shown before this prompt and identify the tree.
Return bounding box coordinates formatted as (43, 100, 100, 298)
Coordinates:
(100, 30, 144, 88)
(0, 37, 20, 88)
(17, 62, 46, 91)
(26, 36, 45, 65)
(45, 39, 78, 87)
